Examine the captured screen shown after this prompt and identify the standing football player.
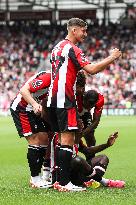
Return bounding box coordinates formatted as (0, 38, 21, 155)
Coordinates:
(46, 17, 122, 192)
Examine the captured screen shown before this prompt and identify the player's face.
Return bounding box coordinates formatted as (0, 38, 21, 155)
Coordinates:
(74, 26, 87, 42)
(83, 100, 95, 110)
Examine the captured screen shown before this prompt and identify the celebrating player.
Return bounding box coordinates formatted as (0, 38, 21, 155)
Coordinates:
(10, 71, 52, 188)
(46, 17, 122, 192)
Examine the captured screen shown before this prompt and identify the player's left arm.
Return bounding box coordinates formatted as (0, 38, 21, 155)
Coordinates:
(90, 93, 104, 130)
(82, 113, 101, 136)
(20, 73, 50, 114)
(20, 82, 42, 114)
(83, 94, 104, 135)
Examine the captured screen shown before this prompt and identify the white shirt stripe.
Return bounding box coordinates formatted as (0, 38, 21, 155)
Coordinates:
(47, 41, 72, 108)
(11, 93, 22, 111)
(57, 43, 72, 108)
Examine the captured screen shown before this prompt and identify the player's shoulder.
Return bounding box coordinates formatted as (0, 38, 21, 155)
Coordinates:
(54, 39, 70, 49)
(69, 41, 82, 52)
(28, 71, 51, 85)
(36, 70, 51, 78)
(96, 93, 104, 108)
(98, 92, 104, 100)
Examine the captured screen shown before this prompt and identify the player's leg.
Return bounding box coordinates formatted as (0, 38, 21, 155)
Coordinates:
(70, 155, 93, 185)
(42, 131, 53, 182)
(26, 132, 49, 186)
(26, 113, 52, 188)
(47, 107, 86, 191)
(88, 154, 109, 182)
(10, 109, 52, 188)
(47, 107, 75, 187)
(91, 154, 109, 170)
(49, 133, 61, 184)
(59, 131, 75, 185)
(89, 155, 125, 188)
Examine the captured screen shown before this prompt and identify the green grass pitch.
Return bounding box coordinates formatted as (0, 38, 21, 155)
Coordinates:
(0, 116, 136, 205)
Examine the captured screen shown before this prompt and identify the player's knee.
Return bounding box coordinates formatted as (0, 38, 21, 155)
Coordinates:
(71, 156, 93, 175)
(26, 132, 49, 145)
(61, 132, 75, 146)
(99, 154, 109, 166)
(71, 156, 82, 170)
(92, 162, 106, 182)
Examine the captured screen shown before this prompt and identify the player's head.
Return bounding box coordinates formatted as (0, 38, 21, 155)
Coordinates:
(67, 18, 87, 42)
(83, 90, 99, 109)
(76, 71, 86, 96)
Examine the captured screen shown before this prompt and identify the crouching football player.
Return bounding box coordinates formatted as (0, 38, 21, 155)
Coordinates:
(76, 72, 104, 149)
(10, 71, 52, 188)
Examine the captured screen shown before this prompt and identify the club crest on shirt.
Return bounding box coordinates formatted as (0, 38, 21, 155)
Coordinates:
(32, 80, 43, 88)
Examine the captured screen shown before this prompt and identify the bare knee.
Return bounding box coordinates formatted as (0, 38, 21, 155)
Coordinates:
(61, 131, 75, 146)
(99, 154, 109, 166)
(25, 132, 49, 145)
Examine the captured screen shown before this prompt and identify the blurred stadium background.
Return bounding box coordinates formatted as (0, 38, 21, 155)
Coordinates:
(0, 0, 136, 116)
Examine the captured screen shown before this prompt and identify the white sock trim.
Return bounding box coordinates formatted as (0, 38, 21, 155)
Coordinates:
(94, 166, 106, 173)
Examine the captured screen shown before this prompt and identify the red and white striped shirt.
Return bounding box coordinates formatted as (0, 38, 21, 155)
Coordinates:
(10, 71, 51, 112)
(47, 39, 90, 109)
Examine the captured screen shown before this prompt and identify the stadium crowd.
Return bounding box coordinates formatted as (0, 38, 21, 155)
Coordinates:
(0, 22, 136, 113)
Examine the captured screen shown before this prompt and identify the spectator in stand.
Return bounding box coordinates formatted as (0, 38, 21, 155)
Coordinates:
(0, 22, 136, 112)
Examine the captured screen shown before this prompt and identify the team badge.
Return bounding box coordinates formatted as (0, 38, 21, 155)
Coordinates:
(32, 80, 43, 88)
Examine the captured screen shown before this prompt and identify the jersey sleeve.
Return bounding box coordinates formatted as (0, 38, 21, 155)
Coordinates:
(29, 73, 51, 93)
(94, 93, 104, 115)
(69, 46, 90, 70)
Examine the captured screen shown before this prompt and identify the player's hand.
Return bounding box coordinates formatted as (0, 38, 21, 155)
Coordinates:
(110, 48, 122, 60)
(107, 132, 118, 147)
(33, 103, 42, 115)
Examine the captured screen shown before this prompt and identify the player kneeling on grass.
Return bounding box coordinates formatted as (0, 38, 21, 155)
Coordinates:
(10, 71, 52, 189)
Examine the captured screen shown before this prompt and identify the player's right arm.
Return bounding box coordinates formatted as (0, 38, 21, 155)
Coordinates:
(83, 48, 122, 75)
(20, 83, 42, 114)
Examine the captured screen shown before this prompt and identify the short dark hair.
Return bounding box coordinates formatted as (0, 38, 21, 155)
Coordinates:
(67, 18, 87, 29)
(84, 90, 99, 106)
(76, 71, 86, 87)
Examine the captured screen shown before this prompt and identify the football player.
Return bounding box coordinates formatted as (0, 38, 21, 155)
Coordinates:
(10, 71, 52, 188)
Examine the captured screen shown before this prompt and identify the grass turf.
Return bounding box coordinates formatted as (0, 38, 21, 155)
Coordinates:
(0, 116, 136, 205)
